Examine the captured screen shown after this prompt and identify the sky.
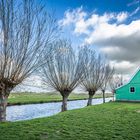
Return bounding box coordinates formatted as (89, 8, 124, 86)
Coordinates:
(17, 0, 140, 92)
(46, 0, 140, 80)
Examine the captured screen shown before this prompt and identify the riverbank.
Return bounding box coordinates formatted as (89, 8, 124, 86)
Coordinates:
(8, 92, 113, 106)
(1, 102, 140, 140)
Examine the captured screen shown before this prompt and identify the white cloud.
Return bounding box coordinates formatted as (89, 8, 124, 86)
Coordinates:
(74, 18, 89, 34)
(85, 20, 140, 44)
(127, 0, 139, 7)
(116, 12, 128, 23)
(130, 7, 140, 16)
(59, 7, 140, 80)
(59, 7, 87, 26)
(109, 60, 136, 74)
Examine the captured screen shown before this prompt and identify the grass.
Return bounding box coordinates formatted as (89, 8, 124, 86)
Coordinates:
(8, 92, 113, 105)
(0, 102, 140, 140)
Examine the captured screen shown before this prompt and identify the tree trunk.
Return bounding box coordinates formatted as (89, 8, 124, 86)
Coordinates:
(0, 94, 7, 122)
(112, 89, 115, 101)
(0, 83, 13, 122)
(113, 92, 115, 101)
(87, 91, 95, 106)
(61, 95, 68, 112)
(102, 90, 105, 103)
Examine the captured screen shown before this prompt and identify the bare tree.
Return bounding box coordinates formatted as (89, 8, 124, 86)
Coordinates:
(101, 64, 114, 103)
(109, 75, 123, 101)
(41, 40, 84, 112)
(0, 0, 58, 122)
(80, 47, 105, 106)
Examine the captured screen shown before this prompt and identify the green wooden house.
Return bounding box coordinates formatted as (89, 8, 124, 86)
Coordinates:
(115, 68, 140, 102)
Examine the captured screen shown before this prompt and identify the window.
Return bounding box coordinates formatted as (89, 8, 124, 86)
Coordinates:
(130, 87, 135, 93)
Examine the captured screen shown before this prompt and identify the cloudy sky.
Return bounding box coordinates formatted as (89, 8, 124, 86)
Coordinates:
(44, 0, 140, 81)
(18, 0, 140, 92)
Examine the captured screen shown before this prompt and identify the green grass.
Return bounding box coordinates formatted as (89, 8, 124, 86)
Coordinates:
(8, 92, 112, 105)
(0, 102, 140, 140)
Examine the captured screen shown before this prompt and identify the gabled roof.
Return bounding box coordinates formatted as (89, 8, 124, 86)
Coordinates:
(116, 66, 140, 90)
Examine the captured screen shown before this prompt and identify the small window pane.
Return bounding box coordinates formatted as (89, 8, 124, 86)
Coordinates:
(130, 87, 135, 93)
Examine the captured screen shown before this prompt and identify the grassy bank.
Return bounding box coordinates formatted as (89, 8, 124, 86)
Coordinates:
(0, 102, 140, 140)
(8, 92, 113, 105)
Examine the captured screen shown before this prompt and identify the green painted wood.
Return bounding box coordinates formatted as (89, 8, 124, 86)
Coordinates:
(115, 69, 140, 101)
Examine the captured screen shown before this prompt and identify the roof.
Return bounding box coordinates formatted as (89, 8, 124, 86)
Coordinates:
(116, 66, 140, 90)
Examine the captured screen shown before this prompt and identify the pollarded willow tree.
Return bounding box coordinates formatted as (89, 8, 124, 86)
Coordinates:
(80, 47, 106, 106)
(109, 75, 123, 101)
(100, 64, 114, 103)
(0, 0, 59, 122)
(41, 40, 84, 112)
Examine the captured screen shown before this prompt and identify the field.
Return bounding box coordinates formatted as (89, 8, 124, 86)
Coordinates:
(0, 102, 140, 140)
(8, 92, 113, 105)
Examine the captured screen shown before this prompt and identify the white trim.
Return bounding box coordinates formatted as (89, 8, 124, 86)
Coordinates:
(116, 66, 140, 90)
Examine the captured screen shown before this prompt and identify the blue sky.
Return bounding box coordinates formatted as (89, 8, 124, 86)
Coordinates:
(46, 0, 140, 21)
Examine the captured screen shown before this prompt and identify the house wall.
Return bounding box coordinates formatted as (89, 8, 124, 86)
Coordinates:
(115, 69, 140, 101)
(116, 83, 140, 101)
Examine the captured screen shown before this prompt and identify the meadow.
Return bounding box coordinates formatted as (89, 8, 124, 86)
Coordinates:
(0, 102, 140, 140)
(8, 92, 113, 105)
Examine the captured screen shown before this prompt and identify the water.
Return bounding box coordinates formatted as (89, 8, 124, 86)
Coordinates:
(6, 98, 112, 122)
